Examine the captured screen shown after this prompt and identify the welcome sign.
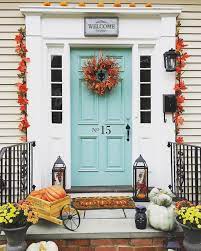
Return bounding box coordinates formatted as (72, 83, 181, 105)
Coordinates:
(84, 17, 119, 36)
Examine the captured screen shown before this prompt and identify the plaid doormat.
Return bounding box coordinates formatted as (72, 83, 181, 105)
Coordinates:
(72, 196, 135, 210)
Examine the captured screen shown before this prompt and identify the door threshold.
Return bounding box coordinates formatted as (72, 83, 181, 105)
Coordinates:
(66, 186, 133, 193)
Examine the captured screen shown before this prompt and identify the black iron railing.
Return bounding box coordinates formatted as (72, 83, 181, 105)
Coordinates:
(168, 142, 201, 205)
(0, 141, 35, 205)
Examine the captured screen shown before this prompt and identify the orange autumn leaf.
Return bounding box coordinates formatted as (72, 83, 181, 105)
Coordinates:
(20, 136, 27, 142)
(176, 38, 187, 51)
(18, 96, 29, 105)
(15, 33, 23, 44)
(22, 57, 30, 63)
(19, 116, 30, 131)
(177, 105, 184, 112)
(180, 52, 190, 62)
(17, 83, 28, 93)
(175, 116, 184, 125)
(176, 95, 185, 104)
(20, 105, 27, 112)
(176, 136, 184, 144)
(174, 80, 187, 92)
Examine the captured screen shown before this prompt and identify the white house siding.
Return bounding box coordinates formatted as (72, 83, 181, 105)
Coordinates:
(0, 0, 200, 147)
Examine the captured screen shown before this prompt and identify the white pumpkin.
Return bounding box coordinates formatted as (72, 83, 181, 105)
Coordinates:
(26, 241, 58, 251)
(147, 203, 176, 231)
(149, 187, 174, 207)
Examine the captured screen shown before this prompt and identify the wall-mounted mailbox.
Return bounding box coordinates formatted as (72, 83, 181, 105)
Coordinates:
(163, 94, 176, 122)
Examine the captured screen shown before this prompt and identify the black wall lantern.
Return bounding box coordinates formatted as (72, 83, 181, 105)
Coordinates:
(52, 156, 66, 189)
(133, 155, 149, 202)
(163, 48, 179, 72)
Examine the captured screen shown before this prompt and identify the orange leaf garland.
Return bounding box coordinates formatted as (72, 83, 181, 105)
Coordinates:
(174, 35, 190, 144)
(15, 28, 30, 139)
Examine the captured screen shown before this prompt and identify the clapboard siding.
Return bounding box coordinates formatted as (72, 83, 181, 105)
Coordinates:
(0, 0, 201, 146)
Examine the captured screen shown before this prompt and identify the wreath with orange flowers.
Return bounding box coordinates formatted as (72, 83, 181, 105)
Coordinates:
(82, 55, 120, 96)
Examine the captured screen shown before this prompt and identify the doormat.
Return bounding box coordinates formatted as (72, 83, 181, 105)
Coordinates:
(72, 196, 135, 210)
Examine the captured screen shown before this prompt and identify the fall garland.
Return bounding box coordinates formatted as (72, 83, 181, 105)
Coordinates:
(15, 28, 30, 140)
(82, 54, 120, 96)
(174, 26, 190, 144)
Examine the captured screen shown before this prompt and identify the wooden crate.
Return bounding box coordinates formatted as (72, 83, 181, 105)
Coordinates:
(26, 195, 71, 225)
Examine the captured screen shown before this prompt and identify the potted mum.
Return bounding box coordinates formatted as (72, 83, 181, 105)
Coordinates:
(0, 201, 38, 251)
(176, 200, 201, 251)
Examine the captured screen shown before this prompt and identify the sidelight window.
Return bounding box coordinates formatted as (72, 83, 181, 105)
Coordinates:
(51, 55, 63, 124)
(140, 55, 151, 123)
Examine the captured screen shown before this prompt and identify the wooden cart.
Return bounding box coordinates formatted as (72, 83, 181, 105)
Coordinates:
(26, 195, 80, 231)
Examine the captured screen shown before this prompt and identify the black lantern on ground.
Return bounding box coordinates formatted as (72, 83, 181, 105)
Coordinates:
(163, 48, 179, 72)
(52, 156, 66, 189)
(133, 155, 149, 202)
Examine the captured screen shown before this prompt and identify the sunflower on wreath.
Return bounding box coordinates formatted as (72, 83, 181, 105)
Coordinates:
(82, 53, 120, 96)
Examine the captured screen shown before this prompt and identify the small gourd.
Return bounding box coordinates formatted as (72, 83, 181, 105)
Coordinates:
(26, 241, 58, 251)
(149, 187, 174, 207)
(147, 187, 176, 231)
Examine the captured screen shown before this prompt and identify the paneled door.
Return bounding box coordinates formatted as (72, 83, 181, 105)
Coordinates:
(71, 48, 132, 186)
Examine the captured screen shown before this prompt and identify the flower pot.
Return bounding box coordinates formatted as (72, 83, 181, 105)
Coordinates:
(1, 224, 29, 251)
(176, 220, 201, 251)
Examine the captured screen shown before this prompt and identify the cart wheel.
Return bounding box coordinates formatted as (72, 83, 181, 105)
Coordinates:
(61, 205, 80, 231)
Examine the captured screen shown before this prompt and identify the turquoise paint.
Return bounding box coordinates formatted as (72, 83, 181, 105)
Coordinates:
(71, 48, 132, 186)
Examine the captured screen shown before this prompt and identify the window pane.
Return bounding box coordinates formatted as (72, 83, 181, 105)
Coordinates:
(141, 112, 151, 123)
(140, 98, 151, 110)
(51, 84, 62, 96)
(51, 98, 62, 110)
(51, 70, 62, 82)
(140, 84, 151, 96)
(51, 56, 62, 68)
(140, 70, 151, 82)
(140, 56, 151, 68)
(52, 112, 62, 124)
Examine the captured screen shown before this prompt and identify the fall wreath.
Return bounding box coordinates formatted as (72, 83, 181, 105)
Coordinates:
(82, 54, 120, 96)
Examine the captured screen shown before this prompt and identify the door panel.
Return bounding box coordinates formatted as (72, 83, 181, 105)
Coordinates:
(71, 48, 132, 186)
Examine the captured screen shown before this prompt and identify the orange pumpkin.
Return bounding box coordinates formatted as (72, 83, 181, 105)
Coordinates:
(145, 2, 152, 7)
(129, 2, 136, 7)
(60, 1, 68, 6)
(137, 193, 146, 199)
(29, 185, 66, 202)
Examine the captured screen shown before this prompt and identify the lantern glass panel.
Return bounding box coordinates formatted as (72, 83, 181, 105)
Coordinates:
(164, 49, 177, 72)
(52, 156, 66, 189)
(135, 167, 148, 201)
(52, 169, 65, 188)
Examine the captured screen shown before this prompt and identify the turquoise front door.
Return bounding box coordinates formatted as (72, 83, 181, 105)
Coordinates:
(71, 48, 132, 186)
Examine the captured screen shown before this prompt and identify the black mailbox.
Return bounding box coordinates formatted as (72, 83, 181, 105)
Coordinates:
(163, 94, 176, 122)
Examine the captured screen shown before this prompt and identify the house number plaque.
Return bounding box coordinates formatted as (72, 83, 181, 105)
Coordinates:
(92, 126, 111, 134)
(84, 17, 119, 37)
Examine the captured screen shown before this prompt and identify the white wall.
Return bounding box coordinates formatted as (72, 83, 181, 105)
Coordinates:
(22, 7, 180, 189)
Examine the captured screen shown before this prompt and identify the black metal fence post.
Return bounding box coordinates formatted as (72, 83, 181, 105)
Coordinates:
(0, 141, 35, 205)
(195, 147, 199, 205)
(168, 142, 201, 205)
